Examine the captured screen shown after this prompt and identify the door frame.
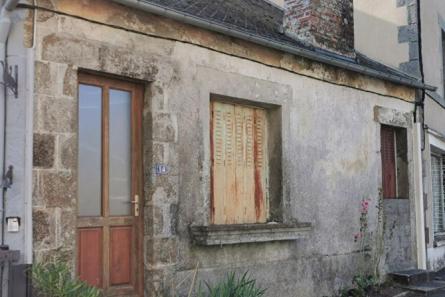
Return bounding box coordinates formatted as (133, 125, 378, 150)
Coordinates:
(76, 72, 144, 296)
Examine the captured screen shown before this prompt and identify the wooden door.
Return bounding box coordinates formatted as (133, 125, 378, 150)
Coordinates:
(77, 73, 143, 296)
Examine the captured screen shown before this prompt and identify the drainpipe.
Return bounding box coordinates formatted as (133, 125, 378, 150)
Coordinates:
(0, 0, 20, 246)
(414, 0, 427, 270)
(414, 122, 427, 269)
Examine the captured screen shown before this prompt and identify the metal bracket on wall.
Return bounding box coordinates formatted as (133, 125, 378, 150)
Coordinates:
(0, 62, 18, 99)
(2, 165, 13, 190)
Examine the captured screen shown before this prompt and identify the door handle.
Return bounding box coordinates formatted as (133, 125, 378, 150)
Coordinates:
(131, 195, 140, 217)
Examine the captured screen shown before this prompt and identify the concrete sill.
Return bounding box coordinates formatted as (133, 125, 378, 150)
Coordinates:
(433, 233, 445, 247)
(190, 222, 312, 246)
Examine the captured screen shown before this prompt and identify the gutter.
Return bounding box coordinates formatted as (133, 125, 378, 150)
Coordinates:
(112, 0, 436, 91)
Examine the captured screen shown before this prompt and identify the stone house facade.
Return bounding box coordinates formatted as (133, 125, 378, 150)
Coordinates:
(0, 0, 437, 296)
(354, 0, 445, 272)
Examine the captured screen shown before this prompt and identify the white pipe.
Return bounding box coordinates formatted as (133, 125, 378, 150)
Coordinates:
(23, 50, 33, 264)
(414, 122, 427, 269)
(23, 2, 35, 264)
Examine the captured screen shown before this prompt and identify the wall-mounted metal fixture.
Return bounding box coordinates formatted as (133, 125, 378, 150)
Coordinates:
(5, 217, 20, 233)
(2, 165, 13, 190)
(0, 61, 17, 98)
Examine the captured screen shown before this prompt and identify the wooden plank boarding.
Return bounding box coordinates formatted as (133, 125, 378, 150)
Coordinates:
(211, 101, 268, 224)
(381, 126, 397, 199)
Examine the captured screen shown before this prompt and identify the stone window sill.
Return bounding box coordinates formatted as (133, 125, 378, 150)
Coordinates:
(190, 222, 312, 246)
(434, 234, 445, 247)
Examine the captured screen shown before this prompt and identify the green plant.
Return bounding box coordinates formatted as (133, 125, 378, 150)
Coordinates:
(338, 275, 379, 297)
(371, 190, 385, 279)
(32, 262, 101, 297)
(338, 193, 386, 297)
(197, 272, 266, 297)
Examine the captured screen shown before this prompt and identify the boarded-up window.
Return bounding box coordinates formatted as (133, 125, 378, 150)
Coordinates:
(211, 101, 269, 224)
(442, 31, 445, 97)
(432, 154, 445, 236)
(381, 126, 397, 198)
(380, 125, 408, 199)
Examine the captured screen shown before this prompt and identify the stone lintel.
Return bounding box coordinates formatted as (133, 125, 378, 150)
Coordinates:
(190, 223, 312, 246)
(374, 105, 412, 128)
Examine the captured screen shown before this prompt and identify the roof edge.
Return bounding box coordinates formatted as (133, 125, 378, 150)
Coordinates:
(112, 0, 436, 91)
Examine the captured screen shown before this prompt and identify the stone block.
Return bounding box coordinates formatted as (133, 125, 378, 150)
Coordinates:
(36, 10, 56, 24)
(146, 238, 177, 265)
(33, 133, 55, 168)
(97, 46, 159, 82)
(144, 205, 164, 237)
(34, 248, 75, 269)
(397, 0, 406, 7)
(153, 142, 166, 164)
(34, 61, 57, 95)
(400, 61, 421, 78)
(374, 106, 412, 128)
(33, 209, 56, 250)
(409, 42, 419, 60)
(32, 171, 43, 207)
(407, 4, 418, 25)
(59, 134, 76, 170)
(152, 113, 177, 143)
(39, 96, 76, 133)
(42, 33, 101, 68)
(62, 64, 77, 97)
(40, 171, 76, 208)
(151, 176, 179, 203)
(398, 25, 418, 43)
(59, 210, 76, 248)
(150, 84, 166, 111)
(37, 0, 55, 10)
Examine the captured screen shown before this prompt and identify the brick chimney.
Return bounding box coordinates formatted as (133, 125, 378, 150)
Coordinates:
(283, 0, 355, 57)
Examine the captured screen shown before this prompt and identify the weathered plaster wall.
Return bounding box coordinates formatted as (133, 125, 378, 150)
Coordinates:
(354, 0, 409, 69)
(30, 1, 419, 296)
(383, 200, 415, 272)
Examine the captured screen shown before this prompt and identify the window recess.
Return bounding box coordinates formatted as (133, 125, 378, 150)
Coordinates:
(380, 125, 408, 199)
(191, 98, 312, 245)
(431, 153, 445, 241)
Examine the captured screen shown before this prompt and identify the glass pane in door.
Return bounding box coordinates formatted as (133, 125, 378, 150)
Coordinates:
(109, 89, 132, 216)
(78, 84, 102, 217)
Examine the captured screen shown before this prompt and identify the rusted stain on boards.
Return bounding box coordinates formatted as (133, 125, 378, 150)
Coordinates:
(210, 104, 215, 221)
(211, 101, 268, 224)
(253, 109, 265, 221)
